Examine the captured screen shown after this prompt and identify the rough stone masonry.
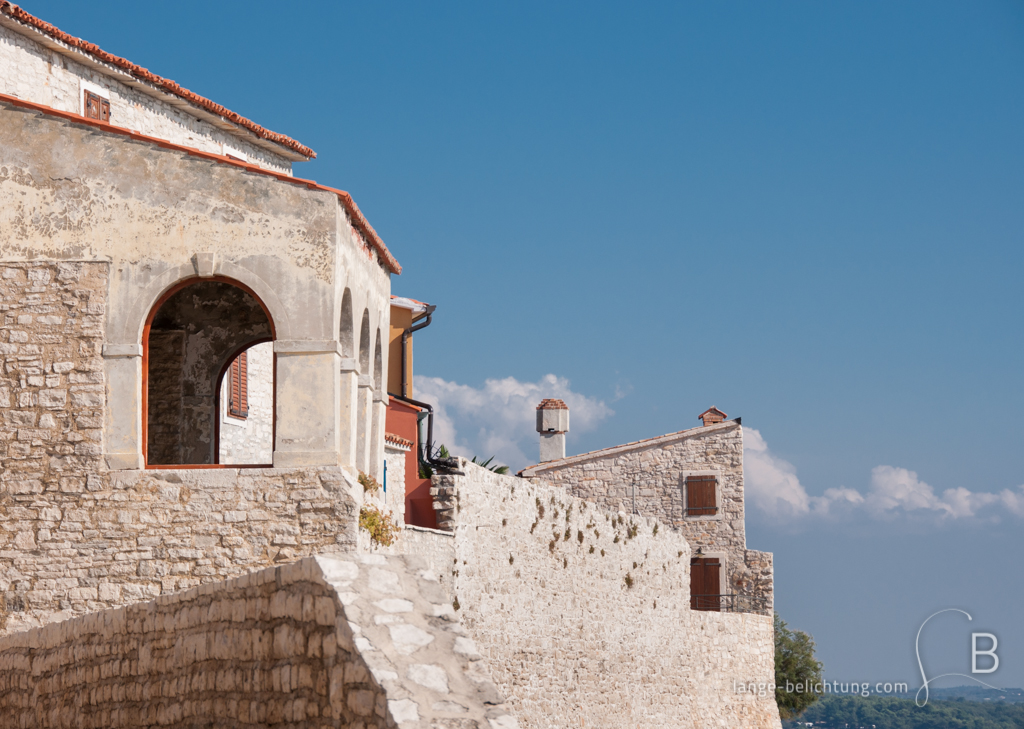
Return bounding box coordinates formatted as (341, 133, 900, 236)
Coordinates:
(0, 554, 520, 729)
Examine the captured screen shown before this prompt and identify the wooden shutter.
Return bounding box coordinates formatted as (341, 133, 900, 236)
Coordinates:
(690, 557, 721, 611)
(228, 351, 248, 419)
(686, 476, 717, 516)
(83, 91, 111, 122)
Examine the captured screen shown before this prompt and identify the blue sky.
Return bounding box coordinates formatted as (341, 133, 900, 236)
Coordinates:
(39, 0, 1024, 690)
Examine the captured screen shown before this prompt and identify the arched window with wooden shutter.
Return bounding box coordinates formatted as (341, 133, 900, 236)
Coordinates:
(227, 351, 248, 419)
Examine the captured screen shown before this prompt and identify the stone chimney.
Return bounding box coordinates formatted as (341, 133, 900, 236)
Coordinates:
(698, 406, 727, 427)
(536, 399, 569, 462)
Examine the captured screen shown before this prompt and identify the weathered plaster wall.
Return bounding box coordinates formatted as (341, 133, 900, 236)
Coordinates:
(0, 554, 521, 729)
(0, 21, 296, 173)
(0, 100, 392, 472)
(430, 462, 781, 729)
(520, 422, 772, 610)
(219, 341, 274, 465)
(383, 442, 409, 526)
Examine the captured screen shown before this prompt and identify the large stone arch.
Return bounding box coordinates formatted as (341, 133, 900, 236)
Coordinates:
(115, 260, 293, 347)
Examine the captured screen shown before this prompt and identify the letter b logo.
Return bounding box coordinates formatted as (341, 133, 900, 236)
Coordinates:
(972, 633, 999, 674)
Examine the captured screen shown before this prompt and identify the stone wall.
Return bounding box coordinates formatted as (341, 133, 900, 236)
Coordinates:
(430, 462, 781, 729)
(1, 99, 393, 475)
(219, 341, 274, 465)
(0, 464, 361, 635)
(0, 21, 296, 173)
(401, 526, 455, 599)
(0, 260, 106, 499)
(0, 554, 521, 728)
(0, 261, 366, 632)
(519, 421, 772, 610)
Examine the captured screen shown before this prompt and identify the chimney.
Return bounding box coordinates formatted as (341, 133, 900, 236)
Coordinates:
(698, 406, 727, 427)
(536, 399, 569, 462)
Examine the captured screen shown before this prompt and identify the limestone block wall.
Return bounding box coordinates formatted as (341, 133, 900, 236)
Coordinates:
(520, 422, 765, 607)
(0, 260, 106, 475)
(0, 554, 521, 729)
(430, 462, 781, 729)
(219, 341, 274, 465)
(0, 465, 361, 635)
(0, 22, 296, 173)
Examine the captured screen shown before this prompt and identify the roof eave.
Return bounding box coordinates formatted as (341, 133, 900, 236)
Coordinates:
(0, 6, 314, 162)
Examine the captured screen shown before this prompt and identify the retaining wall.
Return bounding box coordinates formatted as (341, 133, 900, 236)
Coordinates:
(431, 461, 781, 729)
(0, 554, 519, 728)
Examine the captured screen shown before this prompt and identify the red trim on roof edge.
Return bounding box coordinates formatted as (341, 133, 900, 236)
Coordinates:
(0, 1, 315, 159)
(0, 92, 400, 274)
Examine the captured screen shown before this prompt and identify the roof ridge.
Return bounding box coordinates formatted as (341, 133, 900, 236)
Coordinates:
(0, 1, 316, 159)
(519, 420, 739, 474)
(0, 91, 400, 274)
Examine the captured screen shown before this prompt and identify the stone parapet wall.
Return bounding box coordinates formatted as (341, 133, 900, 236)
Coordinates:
(430, 461, 781, 729)
(0, 554, 520, 728)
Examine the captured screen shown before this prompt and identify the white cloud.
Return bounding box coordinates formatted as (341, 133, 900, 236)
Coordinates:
(743, 428, 811, 517)
(743, 430, 1023, 523)
(415, 374, 613, 472)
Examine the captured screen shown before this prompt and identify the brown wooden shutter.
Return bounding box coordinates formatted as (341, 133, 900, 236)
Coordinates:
(237, 351, 248, 416)
(83, 91, 111, 122)
(690, 557, 721, 611)
(686, 476, 718, 516)
(228, 351, 248, 419)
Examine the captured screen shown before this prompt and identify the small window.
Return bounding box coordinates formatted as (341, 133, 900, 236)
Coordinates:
(227, 351, 249, 419)
(84, 90, 110, 122)
(685, 475, 718, 516)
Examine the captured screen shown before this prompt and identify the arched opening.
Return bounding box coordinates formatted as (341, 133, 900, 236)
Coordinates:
(143, 277, 275, 467)
(358, 310, 371, 374)
(215, 341, 274, 465)
(373, 330, 383, 393)
(340, 288, 354, 358)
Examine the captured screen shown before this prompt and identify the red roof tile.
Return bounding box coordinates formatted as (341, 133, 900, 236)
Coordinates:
(385, 433, 414, 449)
(0, 2, 315, 159)
(536, 399, 568, 410)
(0, 91, 400, 274)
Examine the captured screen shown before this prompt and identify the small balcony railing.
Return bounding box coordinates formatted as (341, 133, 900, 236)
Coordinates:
(691, 593, 768, 614)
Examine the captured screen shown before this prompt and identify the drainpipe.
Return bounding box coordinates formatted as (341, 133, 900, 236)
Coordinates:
(387, 391, 462, 475)
(401, 304, 435, 398)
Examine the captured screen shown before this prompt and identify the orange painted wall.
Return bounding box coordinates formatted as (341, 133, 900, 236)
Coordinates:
(388, 306, 412, 397)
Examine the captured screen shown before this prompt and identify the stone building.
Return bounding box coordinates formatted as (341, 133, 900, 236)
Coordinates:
(0, 4, 781, 726)
(521, 404, 774, 614)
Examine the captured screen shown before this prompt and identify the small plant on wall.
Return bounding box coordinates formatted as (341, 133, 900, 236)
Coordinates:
(359, 505, 399, 547)
(358, 471, 381, 493)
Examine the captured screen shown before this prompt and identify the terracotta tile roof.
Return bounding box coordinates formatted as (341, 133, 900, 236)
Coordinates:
(0, 2, 315, 159)
(385, 433, 414, 449)
(0, 91, 400, 274)
(536, 399, 569, 410)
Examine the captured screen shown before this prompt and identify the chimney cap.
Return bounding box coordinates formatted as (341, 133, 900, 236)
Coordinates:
(698, 406, 728, 426)
(537, 398, 569, 410)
